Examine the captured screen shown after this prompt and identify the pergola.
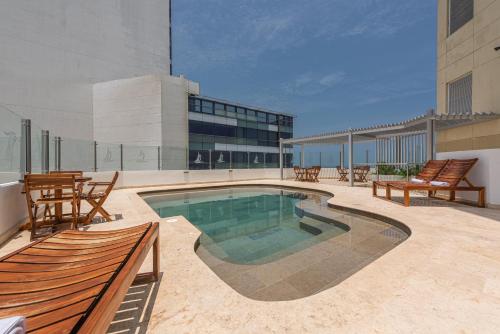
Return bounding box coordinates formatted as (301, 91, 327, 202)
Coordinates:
(279, 111, 500, 186)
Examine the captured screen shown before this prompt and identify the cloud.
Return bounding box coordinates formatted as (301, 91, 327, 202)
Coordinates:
(173, 0, 434, 71)
(283, 71, 346, 96)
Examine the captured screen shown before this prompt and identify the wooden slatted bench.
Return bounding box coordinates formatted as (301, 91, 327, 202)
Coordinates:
(0, 222, 159, 333)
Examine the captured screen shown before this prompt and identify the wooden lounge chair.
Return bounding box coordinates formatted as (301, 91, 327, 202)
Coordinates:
(0, 222, 160, 333)
(79, 171, 119, 225)
(374, 159, 485, 207)
(373, 159, 449, 195)
(24, 174, 81, 241)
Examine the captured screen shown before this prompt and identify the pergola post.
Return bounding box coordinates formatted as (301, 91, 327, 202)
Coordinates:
(426, 118, 435, 161)
(279, 139, 283, 180)
(348, 131, 354, 187)
(300, 144, 305, 167)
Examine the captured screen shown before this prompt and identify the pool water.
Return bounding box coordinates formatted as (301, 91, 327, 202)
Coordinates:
(142, 186, 409, 301)
(145, 187, 348, 264)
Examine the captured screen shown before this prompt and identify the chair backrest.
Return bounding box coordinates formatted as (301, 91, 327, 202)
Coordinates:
(49, 170, 83, 177)
(293, 166, 300, 172)
(24, 174, 77, 192)
(433, 158, 478, 187)
(416, 159, 449, 182)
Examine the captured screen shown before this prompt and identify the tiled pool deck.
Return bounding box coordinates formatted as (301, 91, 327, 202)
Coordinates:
(2, 180, 500, 333)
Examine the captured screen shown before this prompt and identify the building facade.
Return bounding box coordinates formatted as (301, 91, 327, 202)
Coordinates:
(188, 96, 293, 170)
(436, 0, 500, 206)
(436, 0, 500, 151)
(0, 1, 171, 140)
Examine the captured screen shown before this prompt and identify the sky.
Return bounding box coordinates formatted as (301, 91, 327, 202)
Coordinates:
(172, 0, 437, 138)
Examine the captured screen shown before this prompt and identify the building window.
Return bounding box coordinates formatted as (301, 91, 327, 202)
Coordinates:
(447, 73, 472, 114)
(448, 0, 473, 35)
(201, 101, 213, 114)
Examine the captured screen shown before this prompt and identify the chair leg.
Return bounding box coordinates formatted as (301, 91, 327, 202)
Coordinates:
(404, 189, 410, 207)
(478, 189, 486, 208)
(153, 236, 160, 281)
(449, 191, 456, 202)
(372, 183, 377, 196)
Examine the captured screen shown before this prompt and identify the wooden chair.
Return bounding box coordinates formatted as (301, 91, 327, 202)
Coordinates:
(336, 166, 349, 182)
(0, 222, 160, 333)
(310, 166, 321, 182)
(24, 174, 80, 241)
(293, 166, 305, 181)
(354, 165, 370, 183)
(373, 159, 485, 207)
(79, 171, 119, 225)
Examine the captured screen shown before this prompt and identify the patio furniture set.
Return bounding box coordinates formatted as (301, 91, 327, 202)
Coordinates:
(336, 165, 370, 183)
(373, 158, 485, 207)
(0, 170, 161, 333)
(293, 166, 321, 182)
(23, 171, 119, 241)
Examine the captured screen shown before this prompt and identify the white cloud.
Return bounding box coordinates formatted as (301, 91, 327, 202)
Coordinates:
(283, 71, 346, 96)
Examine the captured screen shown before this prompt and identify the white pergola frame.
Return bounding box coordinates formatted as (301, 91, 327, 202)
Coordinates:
(279, 112, 500, 186)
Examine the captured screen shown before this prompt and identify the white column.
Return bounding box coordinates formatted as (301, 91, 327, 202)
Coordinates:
(348, 131, 354, 187)
(279, 139, 283, 180)
(300, 144, 305, 167)
(426, 118, 435, 161)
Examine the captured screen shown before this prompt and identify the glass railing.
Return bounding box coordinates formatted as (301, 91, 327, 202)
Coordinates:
(0, 105, 22, 183)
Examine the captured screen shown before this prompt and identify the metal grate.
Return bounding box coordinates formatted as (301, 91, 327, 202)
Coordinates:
(448, 73, 472, 115)
(448, 0, 474, 35)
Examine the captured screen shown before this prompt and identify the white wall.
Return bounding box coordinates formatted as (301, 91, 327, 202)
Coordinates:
(437, 149, 500, 206)
(0, 0, 171, 140)
(93, 75, 163, 147)
(0, 182, 27, 245)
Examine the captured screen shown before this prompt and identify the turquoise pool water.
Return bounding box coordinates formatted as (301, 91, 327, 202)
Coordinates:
(143, 187, 349, 264)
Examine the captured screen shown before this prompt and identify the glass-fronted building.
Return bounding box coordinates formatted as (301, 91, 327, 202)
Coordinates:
(188, 96, 294, 170)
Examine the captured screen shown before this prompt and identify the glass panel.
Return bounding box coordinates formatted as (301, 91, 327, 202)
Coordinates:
(212, 150, 230, 169)
(60, 138, 94, 172)
(249, 152, 264, 169)
(232, 151, 248, 169)
(30, 123, 43, 173)
(202, 100, 214, 114)
(123, 145, 158, 171)
(97, 143, 121, 171)
(214, 103, 225, 117)
(0, 105, 21, 183)
(189, 150, 210, 170)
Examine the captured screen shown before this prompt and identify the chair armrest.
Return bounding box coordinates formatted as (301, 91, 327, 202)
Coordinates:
(87, 182, 112, 186)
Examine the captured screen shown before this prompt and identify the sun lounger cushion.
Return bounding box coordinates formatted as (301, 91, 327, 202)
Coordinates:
(0, 316, 26, 334)
(410, 178, 425, 184)
(430, 180, 450, 187)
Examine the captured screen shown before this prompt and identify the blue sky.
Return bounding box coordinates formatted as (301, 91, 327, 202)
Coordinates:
(172, 0, 437, 138)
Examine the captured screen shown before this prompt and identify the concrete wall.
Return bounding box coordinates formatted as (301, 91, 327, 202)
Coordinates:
(437, 149, 500, 206)
(0, 1, 170, 140)
(0, 182, 27, 245)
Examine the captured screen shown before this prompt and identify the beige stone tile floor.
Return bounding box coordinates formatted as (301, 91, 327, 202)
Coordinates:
(2, 180, 500, 333)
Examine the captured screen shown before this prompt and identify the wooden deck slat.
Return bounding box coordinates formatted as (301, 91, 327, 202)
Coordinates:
(29, 314, 82, 334)
(0, 284, 105, 318)
(27, 298, 94, 332)
(33, 236, 140, 250)
(0, 254, 127, 272)
(23, 240, 137, 257)
(0, 266, 116, 294)
(10, 246, 133, 264)
(0, 258, 123, 282)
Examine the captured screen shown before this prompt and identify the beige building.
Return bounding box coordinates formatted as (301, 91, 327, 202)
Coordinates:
(436, 0, 500, 206)
(437, 0, 500, 151)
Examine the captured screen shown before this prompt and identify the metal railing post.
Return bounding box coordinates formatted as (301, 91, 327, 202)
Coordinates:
(157, 146, 161, 170)
(406, 163, 410, 182)
(93, 141, 98, 172)
(20, 119, 31, 176)
(120, 144, 124, 171)
(229, 151, 232, 170)
(54, 136, 61, 171)
(41, 130, 49, 174)
(208, 149, 212, 170)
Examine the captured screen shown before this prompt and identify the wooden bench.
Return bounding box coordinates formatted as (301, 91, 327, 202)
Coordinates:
(0, 222, 159, 333)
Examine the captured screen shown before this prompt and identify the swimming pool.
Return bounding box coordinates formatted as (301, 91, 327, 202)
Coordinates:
(142, 186, 409, 301)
